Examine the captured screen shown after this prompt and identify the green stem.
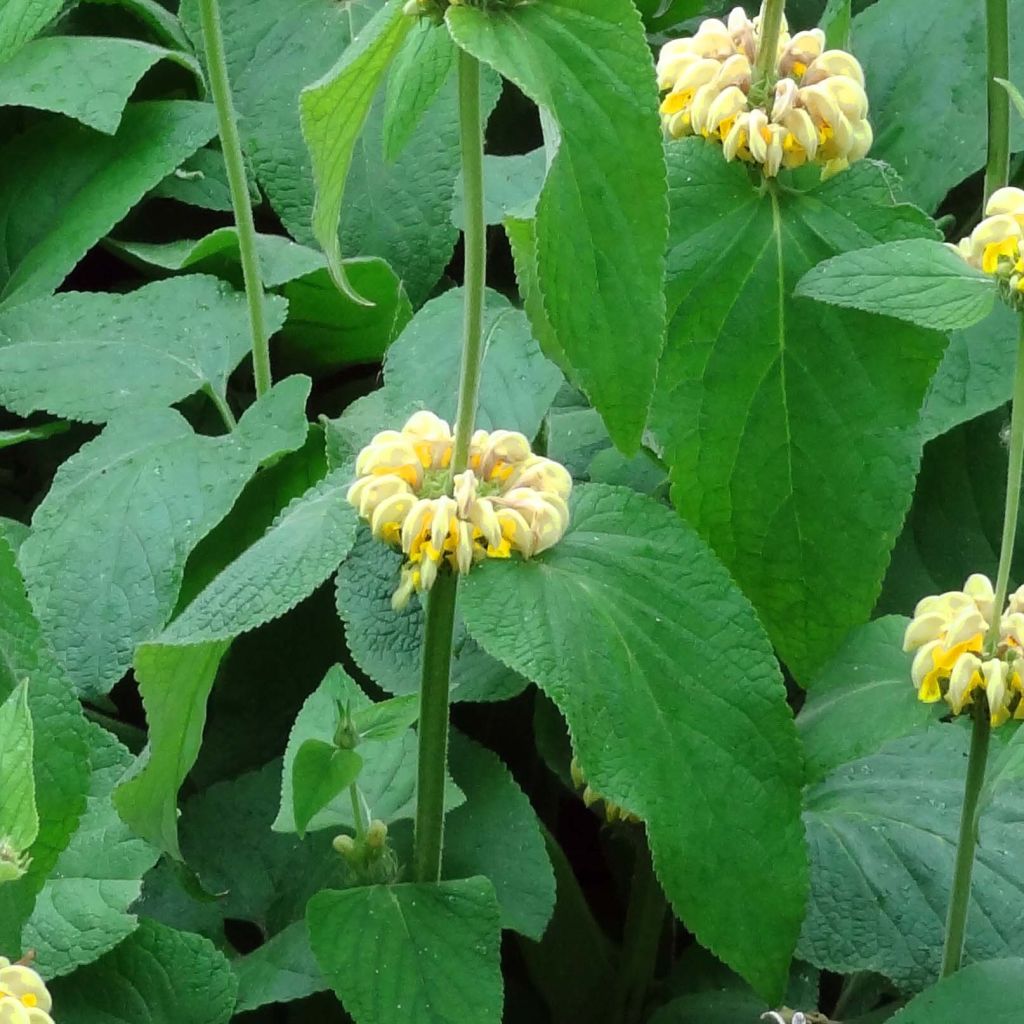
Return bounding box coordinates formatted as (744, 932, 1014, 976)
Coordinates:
(197, 0, 272, 397)
(449, 49, 487, 477)
(612, 841, 667, 1024)
(986, 317, 1024, 650)
(940, 704, 992, 977)
(412, 50, 489, 884)
(413, 571, 459, 882)
(984, 0, 1011, 204)
(349, 783, 368, 841)
(204, 385, 238, 431)
(751, 0, 787, 98)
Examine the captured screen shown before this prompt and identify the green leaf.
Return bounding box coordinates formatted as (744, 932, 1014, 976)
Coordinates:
(307, 877, 504, 1024)
(448, 0, 668, 452)
(300, 0, 411, 302)
(49, 918, 237, 1024)
(443, 734, 555, 941)
(818, 0, 851, 50)
(0, 681, 37, 860)
(150, 147, 257, 212)
(0, 0, 61, 62)
(232, 919, 327, 1012)
(292, 741, 363, 837)
(157, 469, 358, 646)
(797, 616, 939, 784)
(23, 726, 160, 977)
(650, 141, 945, 679)
(0, 101, 216, 308)
(889, 959, 1024, 1023)
(383, 19, 456, 162)
(920, 302, 1020, 440)
(504, 215, 564, 370)
(795, 238, 996, 331)
(996, 77, 1024, 121)
(274, 665, 463, 834)
(853, 0, 1024, 211)
(461, 484, 806, 1001)
(383, 287, 563, 439)
(0, 36, 200, 133)
(18, 377, 310, 697)
(0, 275, 287, 422)
(800, 727, 1024, 991)
(114, 641, 228, 858)
(353, 693, 419, 742)
(336, 528, 529, 703)
(453, 150, 547, 229)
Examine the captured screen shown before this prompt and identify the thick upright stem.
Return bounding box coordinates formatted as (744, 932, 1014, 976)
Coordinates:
(751, 0, 787, 97)
(940, 704, 992, 977)
(197, 0, 272, 397)
(984, 0, 1011, 204)
(413, 51, 488, 883)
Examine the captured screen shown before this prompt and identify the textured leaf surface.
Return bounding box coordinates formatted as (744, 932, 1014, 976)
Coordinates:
(159, 469, 357, 645)
(443, 734, 555, 941)
(795, 239, 995, 331)
(0, 275, 286, 421)
(452, 150, 547, 229)
(461, 484, 806, 1000)
(800, 728, 1024, 991)
(49, 918, 237, 1024)
(0, 36, 198, 133)
(853, 0, 1024, 210)
(233, 919, 326, 1012)
(797, 616, 938, 783)
(18, 378, 310, 696)
(888, 959, 1024, 1023)
(0, 682, 36, 854)
(0, 0, 61, 62)
(292, 741, 362, 837)
(0, 101, 215, 308)
(448, 0, 667, 451)
(23, 726, 160, 977)
(150, 147, 248, 211)
(114, 641, 228, 858)
(650, 141, 945, 678)
(307, 877, 504, 1024)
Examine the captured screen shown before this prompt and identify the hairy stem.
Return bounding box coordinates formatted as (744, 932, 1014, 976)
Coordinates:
(413, 52, 488, 882)
(197, 0, 272, 397)
(940, 704, 992, 976)
(349, 783, 368, 841)
(984, 0, 1011, 204)
(751, 0, 787, 96)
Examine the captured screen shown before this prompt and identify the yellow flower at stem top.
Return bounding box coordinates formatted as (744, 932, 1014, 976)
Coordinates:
(0, 959, 54, 1024)
(657, 5, 872, 179)
(348, 411, 572, 610)
(948, 186, 1024, 303)
(903, 573, 1024, 727)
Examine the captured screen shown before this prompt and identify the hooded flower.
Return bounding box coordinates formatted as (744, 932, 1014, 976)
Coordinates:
(658, 4, 871, 179)
(0, 960, 54, 1024)
(348, 412, 572, 609)
(948, 186, 1024, 301)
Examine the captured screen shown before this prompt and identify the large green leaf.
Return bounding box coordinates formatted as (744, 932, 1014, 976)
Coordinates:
(158, 469, 357, 645)
(0, 682, 37, 860)
(0, 0, 61, 63)
(853, 0, 1024, 211)
(800, 727, 1024, 991)
(0, 101, 216, 308)
(307, 877, 504, 1024)
(232, 919, 326, 1012)
(0, 275, 286, 422)
(448, 0, 667, 452)
(795, 238, 996, 331)
(797, 616, 938, 783)
(650, 140, 945, 679)
(114, 641, 229, 858)
(299, 0, 411, 301)
(49, 918, 237, 1024)
(0, 36, 200, 133)
(888, 959, 1024, 1023)
(22, 726, 160, 976)
(18, 377, 310, 697)
(461, 484, 806, 1001)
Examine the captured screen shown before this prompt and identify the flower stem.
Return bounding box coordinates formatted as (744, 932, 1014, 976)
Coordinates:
(197, 0, 272, 397)
(751, 0, 786, 97)
(940, 703, 992, 977)
(413, 50, 488, 883)
(984, 0, 1011, 204)
(349, 782, 368, 841)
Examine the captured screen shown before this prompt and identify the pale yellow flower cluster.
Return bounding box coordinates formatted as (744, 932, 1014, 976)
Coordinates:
(903, 573, 1024, 727)
(0, 959, 54, 1024)
(570, 758, 640, 826)
(657, 6, 872, 178)
(348, 411, 571, 610)
(948, 187, 1024, 300)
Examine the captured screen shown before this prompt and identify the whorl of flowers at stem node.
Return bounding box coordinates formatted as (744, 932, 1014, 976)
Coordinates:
(0, 958, 55, 1024)
(657, 5, 872, 180)
(903, 573, 1024, 727)
(569, 757, 640, 826)
(348, 411, 572, 610)
(948, 186, 1024, 310)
